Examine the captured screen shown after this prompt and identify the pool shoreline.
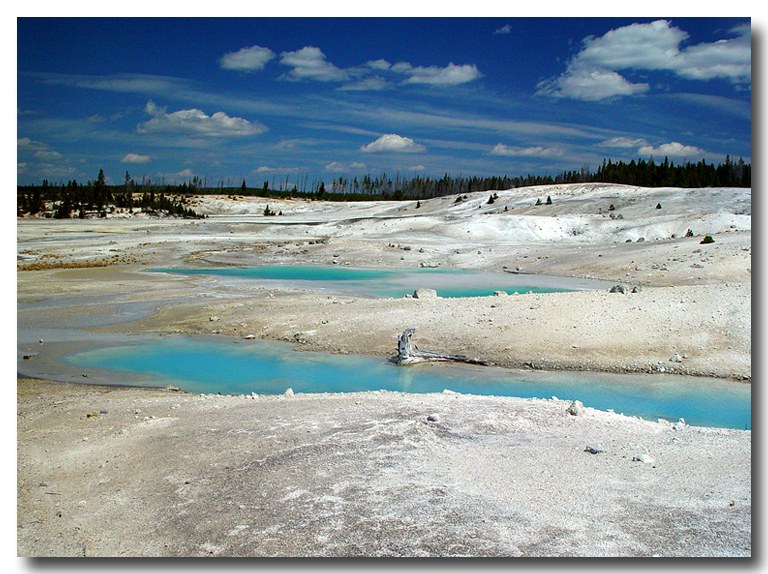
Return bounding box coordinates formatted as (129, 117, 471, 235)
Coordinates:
(19, 329, 751, 429)
(150, 264, 616, 299)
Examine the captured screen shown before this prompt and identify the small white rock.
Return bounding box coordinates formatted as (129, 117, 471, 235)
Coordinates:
(633, 453, 655, 464)
(566, 400, 585, 416)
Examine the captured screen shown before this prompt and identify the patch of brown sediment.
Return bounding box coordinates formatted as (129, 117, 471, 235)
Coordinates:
(18, 260, 116, 271)
(16, 378, 750, 557)
(18, 255, 147, 271)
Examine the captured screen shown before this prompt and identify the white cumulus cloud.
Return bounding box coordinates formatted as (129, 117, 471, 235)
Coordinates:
(391, 62, 414, 74)
(360, 134, 426, 153)
(164, 169, 195, 180)
(18, 137, 69, 166)
(402, 63, 482, 86)
(219, 45, 275, 72)
(34, 150, 63, 160)
(121, 153, 150, 163)
(489, 143, 565, 157)
(538, 19, 751, 101)
(279, 47, 348, 82)
(255, 166, 302, 174)
(576, 19, 687, 72)
(601, 136, 649, 148)
(537, 67, 649, 101)
(674, 24, 751, 81)
(324, 161, 367, 172)
(366, 59, 392, 71)
(638, 141, 704, 157)
(138, 100, 267, 137)
(157, 169, 197, 182)
(17, 137, 47, 150)
(241, 46, 482, 89)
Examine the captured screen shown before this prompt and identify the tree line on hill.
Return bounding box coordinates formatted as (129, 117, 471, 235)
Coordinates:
(17, 156, 750, 217)
(17, 169, 205, 219)
(592, 155, 750, 188)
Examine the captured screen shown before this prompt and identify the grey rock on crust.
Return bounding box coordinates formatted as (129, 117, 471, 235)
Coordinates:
(567, 400, 585, 416)
(413, 288, 438, 299)
(633, 453, 655, 464)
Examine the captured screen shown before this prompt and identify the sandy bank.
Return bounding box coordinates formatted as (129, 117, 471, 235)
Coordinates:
(119, 278, 750, 381)
(17, 378, 751, 557)
(17, 262, 751, 381)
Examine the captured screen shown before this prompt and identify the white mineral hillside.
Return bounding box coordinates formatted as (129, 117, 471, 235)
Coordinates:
(20, 183, 751, 283)
(188, 183, 749, 245)
(182, 183, 751, 285)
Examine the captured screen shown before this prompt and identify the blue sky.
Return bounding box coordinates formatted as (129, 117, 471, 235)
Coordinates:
(17, 17, 752, 188)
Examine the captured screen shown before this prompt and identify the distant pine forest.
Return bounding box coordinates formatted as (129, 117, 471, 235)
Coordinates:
(18, 156, 751, 219)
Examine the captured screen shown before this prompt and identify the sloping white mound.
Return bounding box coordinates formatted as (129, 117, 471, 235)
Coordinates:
(193, 183, 750, 248)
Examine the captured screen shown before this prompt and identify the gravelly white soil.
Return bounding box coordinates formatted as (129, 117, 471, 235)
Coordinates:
(17, 379, 751, 557)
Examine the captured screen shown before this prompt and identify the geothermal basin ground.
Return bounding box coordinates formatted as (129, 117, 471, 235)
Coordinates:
(16, 183, 752, 557)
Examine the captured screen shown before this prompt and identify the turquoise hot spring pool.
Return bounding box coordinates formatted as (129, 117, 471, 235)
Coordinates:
(151, 265, 610, 298)
(65, 336, 751, 430)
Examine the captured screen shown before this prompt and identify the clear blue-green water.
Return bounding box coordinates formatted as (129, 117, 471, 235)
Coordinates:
(66, 336, 751, 430)
(151, 265, 591, 298)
